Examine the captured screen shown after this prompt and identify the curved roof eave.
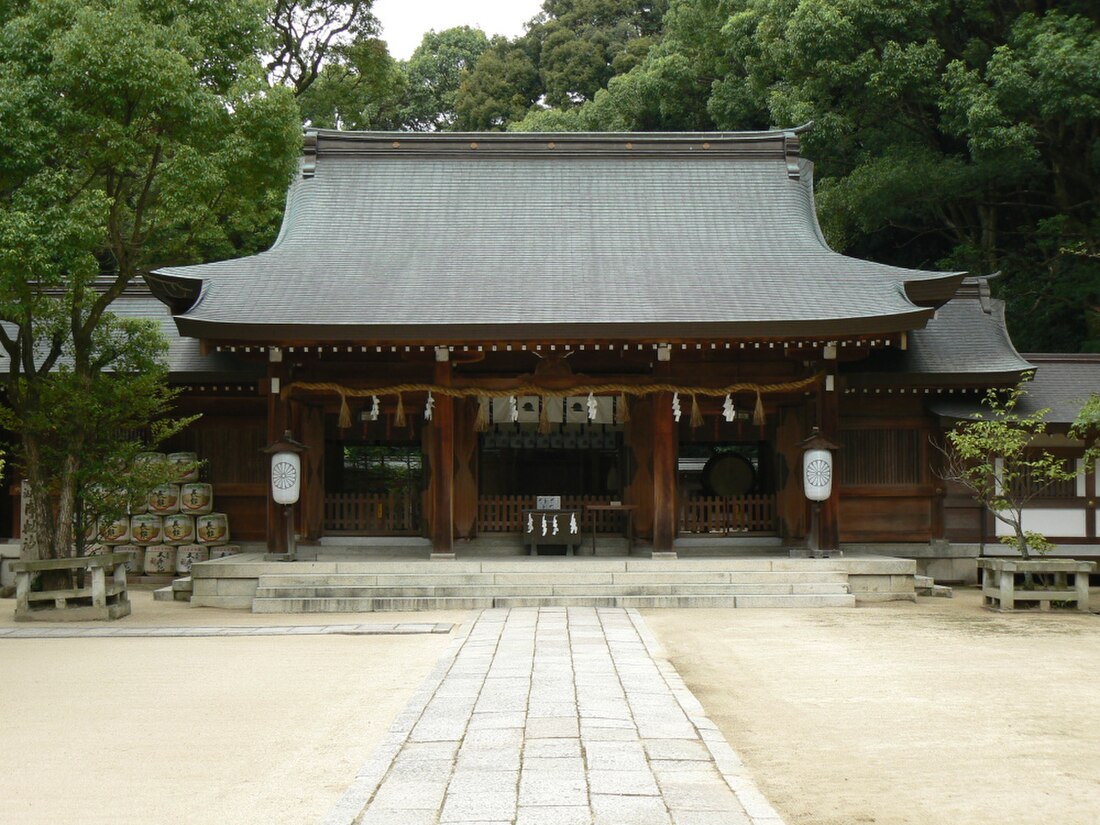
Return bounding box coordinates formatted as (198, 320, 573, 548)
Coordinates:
(173, 309, 936, 345)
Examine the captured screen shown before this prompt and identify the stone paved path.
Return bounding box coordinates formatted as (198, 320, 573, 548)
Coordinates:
(0, 623, 452, 638)
(326, 607, 784, 825)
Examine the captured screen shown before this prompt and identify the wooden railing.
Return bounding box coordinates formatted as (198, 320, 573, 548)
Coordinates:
(478, 495, 630, 533)
(324, 491, 421, 535)
(680, 495, 777, 534)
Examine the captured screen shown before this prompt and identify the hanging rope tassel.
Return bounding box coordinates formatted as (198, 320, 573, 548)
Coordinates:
(753, 391, 765, 426)
(394, 393, 406, 427)
(538, 396, 553, 433)
(338, 391, 352, 429)
(618, 393, 630, 423)
(690, 394, 704, 428)
(475, 396, 490, 432)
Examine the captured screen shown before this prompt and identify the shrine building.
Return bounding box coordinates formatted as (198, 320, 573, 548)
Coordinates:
(9, 128, 1097, 588)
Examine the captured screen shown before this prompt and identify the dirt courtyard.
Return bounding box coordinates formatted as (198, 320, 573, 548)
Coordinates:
(644, 589, 1100, 825)
(2, 589, 1099, 824)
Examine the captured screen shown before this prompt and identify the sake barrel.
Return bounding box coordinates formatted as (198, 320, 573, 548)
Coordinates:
(148, 484, 181, 515)
(167, 452, 200, 483)
(99, 516, 131, 545)
(161, 513, 195, 546)
(179, 483, 214, 515)
(175, 544, 209, 573)
(208, 545, 242, 560)
(128, 496, 148, 515)
(195, 513, 230, 545)
(133, 452, 166, 471)
(143, 545, 176, 575)
(130, 514, 163, 546)
(115, 545, 143, 575)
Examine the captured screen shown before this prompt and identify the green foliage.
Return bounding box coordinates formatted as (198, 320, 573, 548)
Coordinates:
(940, 383, 1083, 558)
(402, 27, 490, 131)
(297, 36, 407, 129)
(0, 0, 301, 558)
(456, 38, 542, 131)
(456, 0, 670, 130)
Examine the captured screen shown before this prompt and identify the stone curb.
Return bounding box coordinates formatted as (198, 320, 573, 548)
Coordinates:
(626, 608, 788, 825)
(0, 623, 454, 639)
(321, 611, 480, 825)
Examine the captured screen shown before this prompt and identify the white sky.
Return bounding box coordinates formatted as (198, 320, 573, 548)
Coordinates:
(372, 0, 545, 60)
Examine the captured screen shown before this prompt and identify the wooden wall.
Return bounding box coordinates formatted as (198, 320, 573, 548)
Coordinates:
(837, 396, 941, 543)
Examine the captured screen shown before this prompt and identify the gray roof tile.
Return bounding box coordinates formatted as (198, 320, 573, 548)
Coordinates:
(152, 131, 962, 341)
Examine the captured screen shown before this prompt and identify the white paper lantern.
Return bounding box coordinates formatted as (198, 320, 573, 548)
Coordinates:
(803, 448, 833, 502)
(271, 451, 301, 505)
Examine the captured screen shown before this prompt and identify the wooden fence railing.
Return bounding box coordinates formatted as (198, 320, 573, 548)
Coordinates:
(680, 495, 776, 534)
(323, 492, 776, 536)
(478, 495, 629, 533)
(324, 491, 421, 535)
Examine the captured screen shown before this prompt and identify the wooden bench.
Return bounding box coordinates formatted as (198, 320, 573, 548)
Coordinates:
(12, 553, 132, 621)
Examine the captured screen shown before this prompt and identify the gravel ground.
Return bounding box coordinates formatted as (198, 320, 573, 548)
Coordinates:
(0, 590, 470, 825)
(642, 588, 1100, 825)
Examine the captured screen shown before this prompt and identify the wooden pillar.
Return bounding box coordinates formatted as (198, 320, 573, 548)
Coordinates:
(430, 356, 455, 558)
(817, 368, 840, 554)
(297, 403, 326, 541)
(652, 392, 678, 556)
(265, 360, 288, 555)
(453, 397, 479, 540)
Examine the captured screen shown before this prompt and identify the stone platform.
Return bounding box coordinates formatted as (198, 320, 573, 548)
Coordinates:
(187, 552, 916, 612)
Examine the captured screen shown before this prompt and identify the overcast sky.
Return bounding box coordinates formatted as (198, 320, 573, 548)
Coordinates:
(372, 0, 545, 60)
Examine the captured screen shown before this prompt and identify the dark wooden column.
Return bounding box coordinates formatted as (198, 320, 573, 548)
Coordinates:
(817, 367, 840, 553)
(430, 355, 455, 558)
(265, 359, 288, 555)
(297, 402, 326, 541)
(453, 397, 479, 540)
(652, 392, 678, 556)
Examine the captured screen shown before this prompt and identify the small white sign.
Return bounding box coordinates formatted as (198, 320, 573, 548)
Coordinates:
(536, 495, 561, 510)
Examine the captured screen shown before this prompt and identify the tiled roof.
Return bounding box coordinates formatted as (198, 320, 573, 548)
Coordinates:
(931, 355, 1100, 424)
(150, 130, 963, 343)
(843, 278, 1033, 386)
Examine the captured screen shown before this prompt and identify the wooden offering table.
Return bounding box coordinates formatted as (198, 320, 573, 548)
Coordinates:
(586, 503, 638, 554)
(522, 508, 582, 556)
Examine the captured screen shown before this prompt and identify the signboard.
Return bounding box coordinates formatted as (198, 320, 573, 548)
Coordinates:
(536, 495, 561, 510)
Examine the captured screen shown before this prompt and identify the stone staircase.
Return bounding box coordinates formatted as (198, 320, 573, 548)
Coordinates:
(249, 559, 857, 612)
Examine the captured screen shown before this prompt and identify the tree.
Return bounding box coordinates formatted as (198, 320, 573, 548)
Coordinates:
(267, 0, 379, 94)
(297, 35, 408, 130)
(401, 27, 490, 131)
(0, 0, 301, 561)
(938, 384, 1087, 558)
(456, 0, 670, 131)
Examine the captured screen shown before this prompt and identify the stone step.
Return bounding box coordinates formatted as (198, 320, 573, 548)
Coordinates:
(254, 569, 851, 588)
(253, 581, 851, 599)
(153, 586, 175, 602)
(251, 592, 856, 613)
(914, 574, 953, 598)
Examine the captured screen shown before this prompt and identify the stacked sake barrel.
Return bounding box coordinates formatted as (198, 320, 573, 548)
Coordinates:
(97, 452, 241, 576)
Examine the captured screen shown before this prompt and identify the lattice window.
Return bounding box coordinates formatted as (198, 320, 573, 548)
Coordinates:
(839, 429, 924, 485)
